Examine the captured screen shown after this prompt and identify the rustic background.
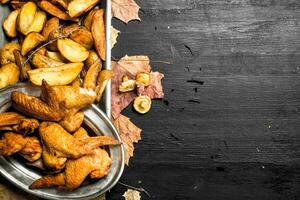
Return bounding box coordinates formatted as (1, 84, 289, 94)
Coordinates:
(109, 0, 300, 199)
(1, 0, 300, 199)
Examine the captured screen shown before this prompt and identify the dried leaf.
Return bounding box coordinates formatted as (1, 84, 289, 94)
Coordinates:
(114, 114, 141, 165)
(123, 189, 141, 200)
(112, 0, 140, 24)
(111, 26, 120, 49)
(137, 72, 164, 99)
(111, 55, 151, 119)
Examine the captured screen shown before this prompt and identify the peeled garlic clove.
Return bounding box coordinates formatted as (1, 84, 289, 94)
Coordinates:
(136, 72, 151, 87)
(119, 79, 136, 92)
(133, 96, 151, 114)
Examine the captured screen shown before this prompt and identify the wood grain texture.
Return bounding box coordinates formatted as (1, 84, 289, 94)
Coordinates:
(108, 0, 300, 199)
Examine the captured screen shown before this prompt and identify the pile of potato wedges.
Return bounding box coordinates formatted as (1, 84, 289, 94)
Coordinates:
(0, 0, 111, 102)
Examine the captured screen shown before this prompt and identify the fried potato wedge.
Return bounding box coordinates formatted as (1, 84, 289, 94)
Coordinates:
(28, 62, 84, 86)
(46, 51, 68, 62)
(36, 47, 47, 55)
(83, 59, 101, 90)
(0, 63, 20, 89)
(70, 27, 94, 50)
(17, 1, 37, 35)
(95, 70, 113, 102)
(3, 9, 20, 38)
(70, 76, 81, 87)
(32, 53, 65, 68)
(0, 42, 20, 65)
(49, 0, 68, 9)
(25, 11, 47, 34)
(42, 17, 59, 40)
(82, 9, 97, 31)
(85, 50, 100, 68)
(49, 24, 80, 40)
(91, 9, 106, 61)
(21, 32, 45, 56)
(68, 0, 100, 18)
(38, 1, 70, 20)
(48, 24, 80, 51)
(57, 38, 89, 62)
(14, 50, 31, 81)
(82, 50, 100, 78)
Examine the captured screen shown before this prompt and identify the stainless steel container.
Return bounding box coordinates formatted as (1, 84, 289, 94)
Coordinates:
(0, 1, 125, 199)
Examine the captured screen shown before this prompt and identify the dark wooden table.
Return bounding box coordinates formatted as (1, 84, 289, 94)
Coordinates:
(108, 0, 300, 199)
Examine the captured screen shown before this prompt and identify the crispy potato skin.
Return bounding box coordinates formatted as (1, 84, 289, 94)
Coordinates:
(21, 32, 45, 56)
(38, 1, 70, 20)
(0, 63, 20, 89)
(82, 9, 97, 31)
(0, 42, 20, 65)
(91, 9, 106, 61)
(49, 0, 68, 9)
(57, 38, 89, 62)
(32, 53, 65, 68)
(17, 1, 37, 35)
(13, 50, 31, 81)
(3, 9, 20, 38)
(28, 62, 84, 86)
(42, 17, 59, 40)
(85, 50, 100, 68)
(47, 24, 80, 51)
(70, 27, 94, 50)
(95, 69, 113, 102)
(83, 59, 101, 90)
(68, 0, 100, 18)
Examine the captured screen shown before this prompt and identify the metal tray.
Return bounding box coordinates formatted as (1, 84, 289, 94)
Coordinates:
(0, 1, 125, 199)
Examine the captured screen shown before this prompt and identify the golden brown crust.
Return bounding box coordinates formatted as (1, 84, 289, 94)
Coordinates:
(0, 112, 25, 127)
(38, 1, 71, 20)
(59, 110, 84, 133)
(19, 136, 42, 162)
(41, 81, 96, 109)
(0, 132, 27, 156)
(83, 59, 101, 90)
(11, 91, 64, 121)
(91, 9, 106, 61)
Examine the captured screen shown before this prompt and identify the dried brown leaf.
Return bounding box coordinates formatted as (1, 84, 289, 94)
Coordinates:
(137, 72, 164, 99)
(113, 114, 141, 165)
(111, 55, 151, 119)
(112, 0, 140, 24)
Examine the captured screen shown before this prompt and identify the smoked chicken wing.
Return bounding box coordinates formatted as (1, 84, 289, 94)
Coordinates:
(30, 148, 112, 190)
(41, 80, 96, 110)
(59, 109, 84, 133)
(39, 122, 119, 170)
(0, 132, 42, 162)
(0, 112, 25, 127)
(0, 112, 39, 135)
(12, 91, 64, 121)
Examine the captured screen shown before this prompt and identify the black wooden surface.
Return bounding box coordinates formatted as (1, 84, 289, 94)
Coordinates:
(108, 0, 300, 199)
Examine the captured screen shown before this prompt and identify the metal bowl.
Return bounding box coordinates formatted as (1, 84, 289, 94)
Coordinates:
(0, 83, 125, 200)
